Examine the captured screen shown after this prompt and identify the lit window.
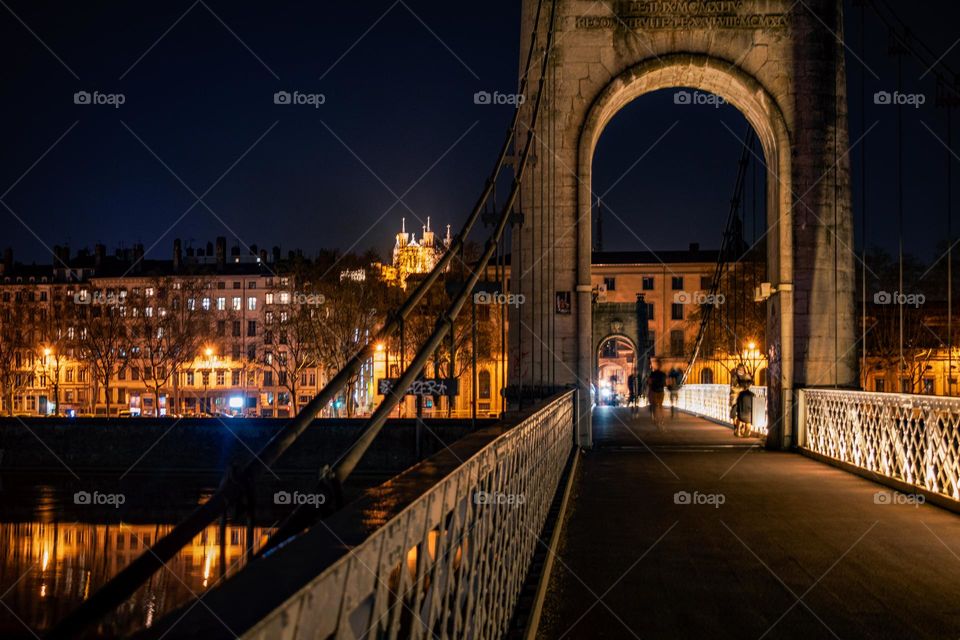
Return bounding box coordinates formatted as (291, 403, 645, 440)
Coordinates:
(232, 297, 241, 311)
(202, 297, 211, 311)
(265, 293, 274, 305)
(279, 292, 290, 304)
(247, 297, 257, 311)
(216, 297, 226, 311)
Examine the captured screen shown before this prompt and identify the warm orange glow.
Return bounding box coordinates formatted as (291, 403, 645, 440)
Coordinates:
(204, 347, 214, 357)
(375, 342, 385, 352)
(43, 347, 52, 357)
(747, 341, 757, 351)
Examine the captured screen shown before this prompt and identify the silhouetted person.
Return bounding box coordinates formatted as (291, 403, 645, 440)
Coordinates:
(646, 359, 667, 429)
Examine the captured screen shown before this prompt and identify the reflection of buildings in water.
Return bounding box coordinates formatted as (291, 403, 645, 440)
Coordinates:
(0, 521, 273, 636)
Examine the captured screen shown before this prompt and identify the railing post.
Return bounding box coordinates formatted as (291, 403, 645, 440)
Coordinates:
(796, 388, 807, 448)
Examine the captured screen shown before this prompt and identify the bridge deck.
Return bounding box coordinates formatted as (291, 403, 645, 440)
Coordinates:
(536, 407, 960, 639)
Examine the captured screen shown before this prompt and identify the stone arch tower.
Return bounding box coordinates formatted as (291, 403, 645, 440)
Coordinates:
(509, 0, 855, 449)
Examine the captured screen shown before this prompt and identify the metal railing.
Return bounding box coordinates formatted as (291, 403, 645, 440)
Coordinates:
(241, 390, 576, 640)
(799, 389, 960, 502)
(672, 384, 768, 434)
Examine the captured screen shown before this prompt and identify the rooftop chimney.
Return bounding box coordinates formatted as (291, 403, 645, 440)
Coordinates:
(173, 238, 182, 272)
(132, 243, 144, 274)
(94, 243, 106, 269)
(215, 236, 227, 270)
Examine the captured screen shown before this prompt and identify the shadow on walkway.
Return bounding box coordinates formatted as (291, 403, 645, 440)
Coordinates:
(536, 408, 960, 639)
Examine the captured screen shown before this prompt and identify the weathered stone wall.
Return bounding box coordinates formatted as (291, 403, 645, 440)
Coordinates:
(0, 417, 486, 474)
(512, 0, 855, 448)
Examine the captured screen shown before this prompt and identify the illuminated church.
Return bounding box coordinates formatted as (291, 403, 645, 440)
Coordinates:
(382, 217, 452, 288)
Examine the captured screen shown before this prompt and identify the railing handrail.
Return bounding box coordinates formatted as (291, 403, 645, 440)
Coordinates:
(241, 389, 576, 640)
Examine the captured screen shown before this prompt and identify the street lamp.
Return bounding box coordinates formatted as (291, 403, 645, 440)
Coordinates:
(41, 346, 56, 416)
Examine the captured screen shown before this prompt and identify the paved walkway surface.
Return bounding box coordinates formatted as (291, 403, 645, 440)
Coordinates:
(536, 407, 960, 640)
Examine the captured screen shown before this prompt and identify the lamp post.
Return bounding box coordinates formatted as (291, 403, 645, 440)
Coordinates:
(202, 347, 215, 414)
(42, 347, 56, 416)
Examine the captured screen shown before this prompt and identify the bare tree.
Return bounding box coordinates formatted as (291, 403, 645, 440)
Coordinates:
(74, 287, 131, 416)
(126, 277, 210, 415)
(33, 288, 78, 415)
(0, 288, 31, 415)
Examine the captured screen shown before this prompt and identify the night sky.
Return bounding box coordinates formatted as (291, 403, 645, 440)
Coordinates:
(2, 1, 960, 266)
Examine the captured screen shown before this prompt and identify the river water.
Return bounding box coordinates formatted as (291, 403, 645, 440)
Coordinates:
(0, 472, 377, 638)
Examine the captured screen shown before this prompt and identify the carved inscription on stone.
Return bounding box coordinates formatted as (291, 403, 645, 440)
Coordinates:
(575, 1, 791, 30)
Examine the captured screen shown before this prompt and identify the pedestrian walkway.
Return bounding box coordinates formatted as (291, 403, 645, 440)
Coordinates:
(536, 407, 960, 639)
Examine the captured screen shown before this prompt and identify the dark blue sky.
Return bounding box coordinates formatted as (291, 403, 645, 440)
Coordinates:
(1, 1, 960, 265)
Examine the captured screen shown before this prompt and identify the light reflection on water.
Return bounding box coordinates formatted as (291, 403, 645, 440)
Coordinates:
(0, 482, 274, 639)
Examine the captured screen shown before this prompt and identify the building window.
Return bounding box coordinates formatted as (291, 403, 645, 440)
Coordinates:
(603, 277, 616, 291)
(247, 320, 257, 337)
(232, 297, 241, 311)
(216, 370, 225, 386)
(233, 281, 241, 289)
(247, 344, 256, 361)
(874, 378, 885, 392)
(671, 276, 684, 290)
(263, 371, 274, 386)
(900, 378, 911, 393)
(478, 370, 491, 399)
(700, 275, 712, 290)
(700, 369, 714, 384)
(645, 302, 655, 321)
(265, 293, 274, 305)
(670, 330, 684, 356)
(647, 331, 656, 353)
(248, 282, 257, 289)
(923, 378, 934, 395)
(232, 320, 241, 337)
(201, 372, 210, 386)
(202, 297, 211, 311)
(671, 303, 684, 320)
(186, 371, 195, 386)
(247, 297, 257, 311)
(217, 281, 226, 290)
(642, 276, 654, 290)
(216, 297, 226, 311)
(217, 320, 226, 337)
(232, 370, 240, 386)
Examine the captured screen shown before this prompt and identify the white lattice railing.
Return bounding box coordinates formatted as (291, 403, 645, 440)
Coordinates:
(672, 384, 768, 434)
(800, 389, 960, 502)
(242, 390, 576, 640)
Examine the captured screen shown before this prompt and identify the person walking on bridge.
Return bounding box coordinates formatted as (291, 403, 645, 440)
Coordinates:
(646, 358, 667, 429)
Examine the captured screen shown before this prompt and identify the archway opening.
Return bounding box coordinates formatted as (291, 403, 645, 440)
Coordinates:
(584, 65, 781, 436)
(596, 335, 637, 406)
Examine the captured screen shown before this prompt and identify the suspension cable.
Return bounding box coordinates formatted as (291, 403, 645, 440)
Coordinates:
(333, 0, 560, 484)
(682, 127, 756, 384)
(46, 2, 556, 636)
